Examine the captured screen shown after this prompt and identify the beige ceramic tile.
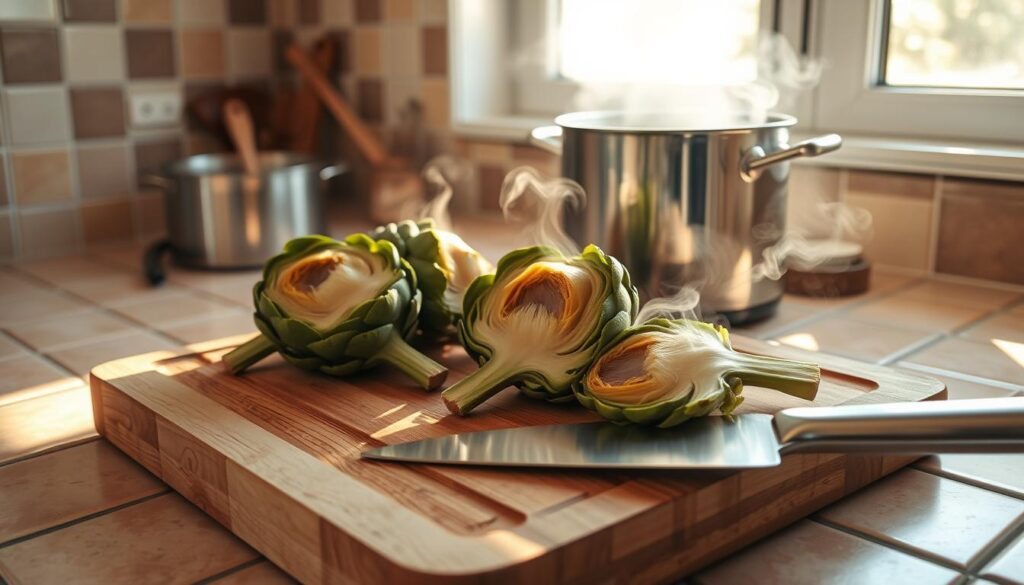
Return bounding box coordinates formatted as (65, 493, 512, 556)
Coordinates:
(902, 371, 1021, 400)
(62, 274, 187, 306)
(11, 150, 72, 205)
(174, 272, 261, 307)
(787, 165, 842, 240)
(845, 189, 933, 272)
(817, 469, 1024, 569)
(848, 170, 935, 198)
(916, 454, 1024, 501)
(0, 353, 81, 405)
(775, 315, 939, 364)
(0, 494, 258, 584)
(17, 209, 81, 259)
(897, 280, 1021, 311)
(419, 0, 446, 22)
(180, 0, 226, 24)
(353, 26, 383, 74)
(77, 143, 134, 199)
(384, 23, 419, 76)
(0, 333, 26, 360)
(47, 330, 179, 377)
(16, 256, 129, 285)
(731, 300, 818, 340)
(0, 384, 95, 465)
(960, 312, 1024, 345)
(386, 0, 416, 20)
(421, 77, 449, 129)
(210, 561, 297, 584)
(122, 0, 172, 22)
(160, 311, 256, 345)
(982, 532, 1024, 584)
(693, 520, 959, 585)
(903, 337, 1024, 386)
(0, 440, 165, 544)
(112, 292, 236, 327)
(64, 26, 124, 83)
(227, 29, 272, 78)
(0, 270, 48, 298)
(0, 0, 57, 20)
(848, 294, 991, 333)
(323, 0, 353, 25)
(0, 289, 91, 326)
(5, 88, 71, 146)
(181, 29, 226, 79)
(5, 310, 137, 352)
(869, 271, 921, 294)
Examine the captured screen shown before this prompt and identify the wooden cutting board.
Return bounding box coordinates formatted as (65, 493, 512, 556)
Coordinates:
(90, 334, 944, 584)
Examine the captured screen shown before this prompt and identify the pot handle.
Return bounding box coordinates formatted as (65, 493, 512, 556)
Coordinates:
(320, 162, 349, 181)
(741, 133, 842, 181)
(141, 174, 175, 191)
(529, 125, 564, 155)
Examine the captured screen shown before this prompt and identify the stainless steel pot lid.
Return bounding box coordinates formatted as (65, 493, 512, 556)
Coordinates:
(165, 151, 322, 176)
(554, 111, 797, 134)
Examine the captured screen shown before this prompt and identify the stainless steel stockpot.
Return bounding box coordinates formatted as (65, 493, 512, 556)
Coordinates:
(145, 152, 345, 274)
(531, 112, 840, 324)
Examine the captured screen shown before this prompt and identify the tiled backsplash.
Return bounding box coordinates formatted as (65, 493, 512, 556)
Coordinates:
(0, 0, 1021, 288)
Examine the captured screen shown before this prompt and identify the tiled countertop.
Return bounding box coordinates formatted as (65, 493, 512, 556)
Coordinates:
(0, 224, 1022, 584)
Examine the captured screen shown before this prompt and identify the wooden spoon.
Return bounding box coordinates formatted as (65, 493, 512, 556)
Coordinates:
(223, 98, 261, 176)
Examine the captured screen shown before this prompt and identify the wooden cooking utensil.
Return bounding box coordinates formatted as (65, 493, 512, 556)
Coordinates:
(223, 98, 261, 176)
(285, 43, 425, 222)
(186, 87, 276, 149)
(289, 37, 337, 154)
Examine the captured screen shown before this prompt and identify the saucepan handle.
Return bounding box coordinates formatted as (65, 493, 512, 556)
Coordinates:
(529, 125, 564, 156)
(776, 397, 1024, 454)
(741, 133, 842, 181)
(320, 162, 348, 181)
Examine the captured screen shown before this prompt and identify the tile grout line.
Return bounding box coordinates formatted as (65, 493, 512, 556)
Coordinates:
(0, 489, 171, 550)
(190, 557, 267, 585)
(964, 510, 1024, 577)
(0, 436, 102, 470)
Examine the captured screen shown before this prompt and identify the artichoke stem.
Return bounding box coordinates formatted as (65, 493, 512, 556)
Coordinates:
(730, 352, 821, 401)
(442, 358, 518, 416)
(223, 334, 278, 374)
(376, 334, 448, 391)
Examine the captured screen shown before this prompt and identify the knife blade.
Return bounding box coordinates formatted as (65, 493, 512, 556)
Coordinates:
(361, 397, 1024, 469)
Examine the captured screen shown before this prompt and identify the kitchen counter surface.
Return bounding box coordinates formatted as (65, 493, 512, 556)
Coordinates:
(0, 220, 1022, 584)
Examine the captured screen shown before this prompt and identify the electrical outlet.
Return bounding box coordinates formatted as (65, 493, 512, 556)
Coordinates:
(129, 90, 182, 128)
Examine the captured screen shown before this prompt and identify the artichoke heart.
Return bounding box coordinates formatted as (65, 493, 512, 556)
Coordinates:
(575, 319, 821, 428)
(443, 244, 639, 416)
(222, 234, 448, 390)
(369, 219, 494, 333)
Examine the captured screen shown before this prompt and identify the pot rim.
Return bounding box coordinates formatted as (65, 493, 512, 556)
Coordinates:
(163, 151, 327, 177)
(554, 111, 797, 134)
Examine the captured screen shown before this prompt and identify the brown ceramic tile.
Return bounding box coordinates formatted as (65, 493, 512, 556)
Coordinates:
(421, 25, 447, 75)
(0, 288, 89, 326)
(897, 280, 1021, 310)
(960, 312, 1024, 345)
(353, 26, 382, 74)
(0, 214, 13, 260)
(774, 315, 939, 364)
(0, 353, 80, 406)
(122, 0, 172, 22)
(386, 0, 416, 20)
(112, 291, 236, 327)
(817, 468, 1024, 569)
(693, 520, 959, 585)
(180, 0, 226, 25)
(357, 77, 384, 123)
(47, 330, 179, 376)
(478, 163, 505, 212)
(848, 169, 935, 198)
(209, 561, 297, 584)
(77, 144, 133, 199)
(0, 383, 94, 465)
(137, 191, 167, 236)
(271, 29, 294, 74)
(11, 150, 72, 205)
(134, 138, 183, 183)
(160, 310, 256, 345)
(982, 532, 1024, 584)
(0, 494, 258, 583)
(0, 157, 7, 207)
(298, 0, 320, 23)
(917, 454, 1024, 501)
(81, 199, 135, 245)
(70, 87, 126, 139)
(125, 29, 176, 79)
(355, 0, 382, 21)
(6, 310, 136, 352)
(0, 28, 61, 84)
(226, 29, 272, 77)
(0, 440, 165, 544)
(903, 336, 1024, 386)
(228, 0, 267, 24)
(18, 209, 80, 259)
(181, 29, 225, 79)
(419, 0, 445, 22)
(62, 0, 116, 21)
(420, 77, 448, 129)
(847, 294, 990, 333)
(936, 181, 1024, 285)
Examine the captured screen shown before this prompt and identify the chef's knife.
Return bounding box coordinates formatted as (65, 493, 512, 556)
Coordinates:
(361, 397, 1024, 469)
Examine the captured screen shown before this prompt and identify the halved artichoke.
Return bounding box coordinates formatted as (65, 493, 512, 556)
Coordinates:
(369, 219, 494, 333)
(222, 234, 447, 390)
(442, 244, 639, 415)
(575, 318, 820, 428)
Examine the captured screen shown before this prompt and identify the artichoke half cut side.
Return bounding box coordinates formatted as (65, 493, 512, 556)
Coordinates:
(369, 219, 494, 334)
(222, 234, 448, 390)
(575, 319, 821, 428)
(443, 244, 640, 416)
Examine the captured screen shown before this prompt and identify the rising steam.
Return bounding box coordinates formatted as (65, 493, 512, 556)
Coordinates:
(418, 155, 473, 232)
(499, 167, 585, 257)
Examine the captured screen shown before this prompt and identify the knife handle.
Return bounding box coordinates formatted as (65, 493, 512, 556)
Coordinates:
(775, 397, 1024, 454)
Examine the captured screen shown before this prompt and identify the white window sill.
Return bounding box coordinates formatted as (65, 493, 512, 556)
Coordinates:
(453, 116, 1024, 183)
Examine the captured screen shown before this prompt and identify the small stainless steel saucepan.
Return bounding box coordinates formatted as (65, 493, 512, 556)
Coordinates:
(531, 112, 841, 324)
(143, 152, 346, 284)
